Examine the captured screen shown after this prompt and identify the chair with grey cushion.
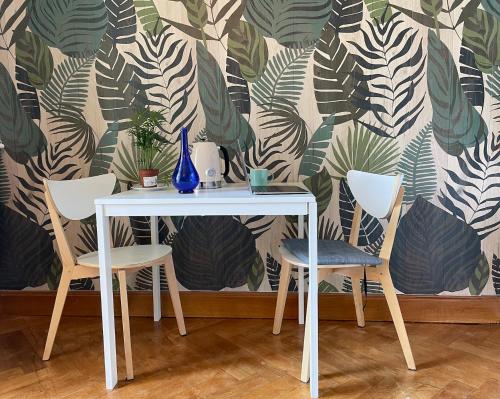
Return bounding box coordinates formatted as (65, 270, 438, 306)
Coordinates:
(272, 170, 416, 382)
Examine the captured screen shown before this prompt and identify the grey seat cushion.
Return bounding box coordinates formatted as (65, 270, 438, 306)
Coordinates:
(282, 239, 382, 266)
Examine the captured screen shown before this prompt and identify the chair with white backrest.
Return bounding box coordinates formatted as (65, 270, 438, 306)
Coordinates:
(42, 174, 186, 380)
(273, 170, 415, 382)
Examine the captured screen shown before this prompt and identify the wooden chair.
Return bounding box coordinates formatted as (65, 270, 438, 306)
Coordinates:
(42, 174, 186, 380)
(273, 170, 415, 382)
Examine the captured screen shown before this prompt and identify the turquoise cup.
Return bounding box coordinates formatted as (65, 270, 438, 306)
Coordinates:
(249, 168, 269, 186)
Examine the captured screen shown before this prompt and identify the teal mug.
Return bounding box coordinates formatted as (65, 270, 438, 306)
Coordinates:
(250, 168, 272, 186)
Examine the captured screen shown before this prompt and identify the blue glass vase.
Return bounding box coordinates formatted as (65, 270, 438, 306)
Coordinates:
(172, 127, 199, 193)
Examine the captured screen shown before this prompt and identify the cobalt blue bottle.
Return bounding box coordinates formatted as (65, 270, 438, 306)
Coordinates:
(172, 127, 199, 193)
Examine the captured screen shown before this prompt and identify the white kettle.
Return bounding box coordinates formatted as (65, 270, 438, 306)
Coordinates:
(192, 140, 230, 189)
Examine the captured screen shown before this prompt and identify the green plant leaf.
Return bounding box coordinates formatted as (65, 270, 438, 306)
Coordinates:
(247, 251, 265, 291)
(184, 0, 208, 30)
(313, 21, 367, 125)
(28, 0, 108, 56)
(389, 3, 451, 29)
(0, 64, 47, 164)
(40, 55, 95, 117)
(463, 8, 500, 73)
(226, 52, 250, 115)
(96, 37, 147, 130)
(299, 114, 335, 177)
(105, 0, 137, 44)
(350, 12, 426, 138)
(469, 252, 489, 295)
(89, 123, 119, 176)
(303, 168, 332, 217)
(15, 31, 53, 89)
(0, 0, 29, 52)
(134, 0, 164, 34)
(0, 150, 10, 204)
(397, 122, 437, 204)
(197, 42, 255, 150)
(258, 99, 308, 158)
(364, 0, 392, 20)
(330, 0, 363, 33)
(15, 65, 40, 120)
(481, 0, 500, 19)
(252, 45, 314, 111)
(420, 0, 442, 17)
(390, 196, 481, 294)
(0, 204, 54, 289)
(492, 254, 500, 294)
(114, 140, 177, 185)
(328, 124, 400, 179)
(227, 20, 268, 83)
(173, 216, 257, 290)
(266, 252, 297, 291)
(319, 280, 338, 293)
(437, 132, 500, 240)
(244, 0, 331, 47)
(427, 30, 487, 155)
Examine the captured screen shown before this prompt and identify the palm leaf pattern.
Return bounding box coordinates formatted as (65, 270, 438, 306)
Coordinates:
(258, 99, 308, 158)
(299, 114, 335, 177)
(486, 66, 500, 124)
(133, 0, 164, 34)
(492, 254, 500, 295)
(0, 151, 10, 204)
(96, 36, 147, 130)
(105, 0, 137, 44)
(350, 12, 426, 138)
(328, 123, 399, 179)
(0, 0, 29, 55)
(13, 144, 79, 232)
(363, 0, 392, 20)
(226, 52, 250, 115)
(15, 65, 40, 120)
(127, 24, 197, 141)
(438, 132, 500, 239)
(396, 122, 437, 204)
(252, 45, 314, 111)
(243, 0, 332, 47)
(313, 21, 367, 125)
(330, 0, 363, 33)
(459, 45, 484, 108)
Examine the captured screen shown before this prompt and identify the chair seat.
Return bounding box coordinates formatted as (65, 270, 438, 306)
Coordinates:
(77, 245, 172, 269)
(281, 239, 382, 267)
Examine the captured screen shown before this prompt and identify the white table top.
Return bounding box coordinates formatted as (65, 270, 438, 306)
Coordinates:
(95, 183, 315, 205)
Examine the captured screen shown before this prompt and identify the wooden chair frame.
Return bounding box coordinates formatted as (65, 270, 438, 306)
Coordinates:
(42, 179, 186, 380)
(273, 187, 416, 382)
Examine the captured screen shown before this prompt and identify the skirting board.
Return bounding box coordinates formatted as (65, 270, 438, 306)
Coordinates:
(0, 291, 499, 324)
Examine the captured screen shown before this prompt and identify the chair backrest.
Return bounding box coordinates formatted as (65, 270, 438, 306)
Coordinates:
(347, 170, 402, 219)
(346, 170, 404, 262)
(44, 174, 116, 268)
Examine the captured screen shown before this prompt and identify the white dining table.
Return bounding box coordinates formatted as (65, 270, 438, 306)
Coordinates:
(94, 183, 320, 397)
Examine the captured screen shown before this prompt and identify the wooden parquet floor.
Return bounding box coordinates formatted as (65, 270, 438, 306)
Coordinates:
(0, 315, 499, 398)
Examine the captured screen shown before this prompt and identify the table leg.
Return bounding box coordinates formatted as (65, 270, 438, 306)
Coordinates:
(298, 214, 305, 325)
(308, 202, 318, 398)
(151, 216, 161, 322)
(96, 205, 117, 389)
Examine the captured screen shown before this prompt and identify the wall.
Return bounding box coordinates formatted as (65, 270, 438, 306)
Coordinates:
(0, 0, 498, 296)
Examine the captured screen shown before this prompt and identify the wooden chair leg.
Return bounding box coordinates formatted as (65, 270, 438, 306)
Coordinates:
(273, 258, 292, 335)
(118, 270, 134, 380)
(379, 265, 416, 371)
(351, 270, 366, 328)
(43, 270, 72, 360)
(164, 256, 186, 336)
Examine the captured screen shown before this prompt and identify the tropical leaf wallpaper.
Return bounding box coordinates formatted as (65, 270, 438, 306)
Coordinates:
(0, 0, 499, 296)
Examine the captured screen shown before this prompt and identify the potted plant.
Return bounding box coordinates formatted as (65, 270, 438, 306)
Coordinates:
(128, 108, 168, 187)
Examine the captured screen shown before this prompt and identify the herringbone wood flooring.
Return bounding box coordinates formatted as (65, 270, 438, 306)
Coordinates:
(0, 316, 499, 398)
